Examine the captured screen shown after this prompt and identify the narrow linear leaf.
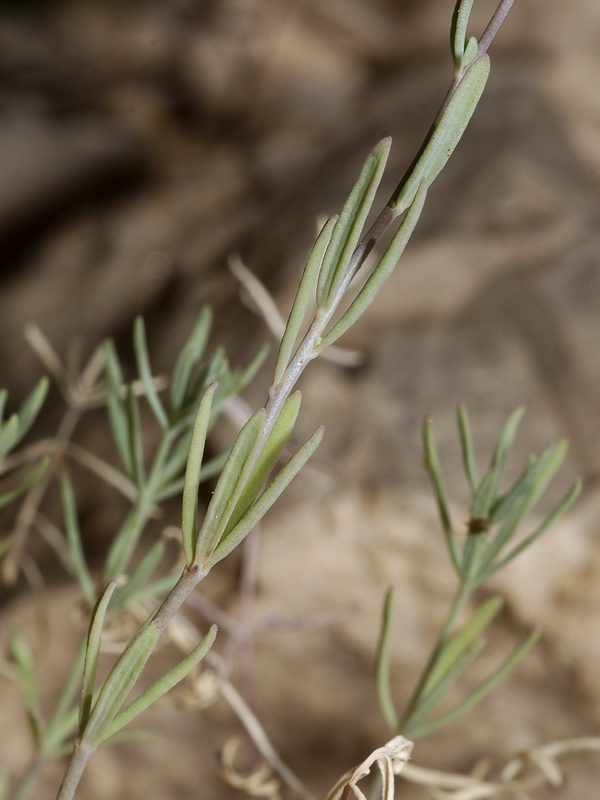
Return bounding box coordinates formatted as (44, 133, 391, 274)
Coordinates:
(104, 341, 133, 476)
(0, 457, 49, 510)
(61, 473, 95, 607)
(46, 641, 87, 752)
(457, 405, 478, 494)
(113, 539, 166, 610)
(80, 581, 119, 728)
(317, 138, 391, 308)
(129, 569, 180, 604)
(181, 383, 217, 565)
(10, 629, 45, 747)
(195, 411, 265, 563)
(126, 388, 145, 489)
(463, 36, 478, 66)
(104, 502, 155, 582)
(421, 597, 502, 700)
(157, 448, 229, 504)
(423, 417, 461, 574)
(82, 617, 161, 747)
(100, 625, 217, 742)
(409, 629, 540, 739)
(170, 307, 212, 413)
(222, 392, 302, 540)
(484, 479, 582, 581)
(0, 417, 18, 461)
(318, 180, 427, 351)
(483, 442, 568, 569)
(461, 469, 497, 576)
(393, 55, 490, 214)
(134, 317, 168, 429)
(10, 377, 49, 454)
(403, 638, 485, 739)
(488, 406, 525, 496)
(375, 588, 399, 731)
(0, 389, 7, 423)
(206, 426, 324, 569)
(273, 216, 337, 387)
(451, 0, 476, 70)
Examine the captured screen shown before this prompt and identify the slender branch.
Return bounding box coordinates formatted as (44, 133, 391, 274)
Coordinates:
(477, 0, 517, 57)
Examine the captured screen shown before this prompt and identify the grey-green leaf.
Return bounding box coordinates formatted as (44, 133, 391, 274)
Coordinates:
(61, 473, 95, 607)
(181, 382, 217, 565)
(82, 617, 161, 747)
(375, 588, 399, 731)
(393, 55, 490, 214)
(170, 307, 212, 414)
(206, 425, 324, 568)
(80, 581, 119, 728)
(317, 180, 427, 351)
(104, 341, 133, 476)
(99, 625, 217, 742)
(273, 216, 337, 388)
(316, 138, 391, 308)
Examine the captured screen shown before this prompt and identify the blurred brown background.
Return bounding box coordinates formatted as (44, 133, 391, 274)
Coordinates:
(1, 0, 600, 797)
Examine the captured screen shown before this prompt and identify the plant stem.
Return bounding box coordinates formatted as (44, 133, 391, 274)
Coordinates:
(397, 584, 472, 734)
(477, 0, 517, 57)
(55, 742, 93, 800)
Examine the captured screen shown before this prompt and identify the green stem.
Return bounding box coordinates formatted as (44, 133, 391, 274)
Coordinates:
(55, 742, 93, 800)
(397, 583, 472, 734)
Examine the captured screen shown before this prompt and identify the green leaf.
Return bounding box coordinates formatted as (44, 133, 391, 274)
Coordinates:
(206, 425, 324, 568)
(222, 392, 303, 540)
(0, 457, 49, 509)
(156, 448, 229, 504)
(482, 442, 568, 571)
(423, 417, 461, 574)
(170, 307, 212, 413)
(483, 479, 581, 581)
(127, 569, 180, 604)
(0, 378, 49, 458)
(82, 616, 161, 747)
(134, 317, 168, 430)
(181, 383, 217, 565)
(104, 341, 133, 476)
(61, 473, 95, 607)
(10, 628, 45, 747)
(316, 138, 391, 308)
(14, 377, 49, 446)
(409, 629, 540, 738)
(99, 625, 217, 743)
(195, 411, 265, 564)
(273, 216, 337, 388)
(450, 0, 476, 72)
(375, 588, 399, 731)
(488, 406, 525, 499)
(317, 180, 427, 351)
(461, 470, 497, 577)
(421, 597, 503, 700)
(46, 642, 87, 753)
(457, 405, 478, 494)
(80, 581, 119, 728)
(393, 55, 490, 214)
(113, 539, 166, 610)
(0, 417, 18, 462)
(403, 638, 485, 738)
(126, 388, 145, 489)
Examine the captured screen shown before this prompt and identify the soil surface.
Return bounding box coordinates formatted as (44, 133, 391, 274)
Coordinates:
(1, 1, 600, 798)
